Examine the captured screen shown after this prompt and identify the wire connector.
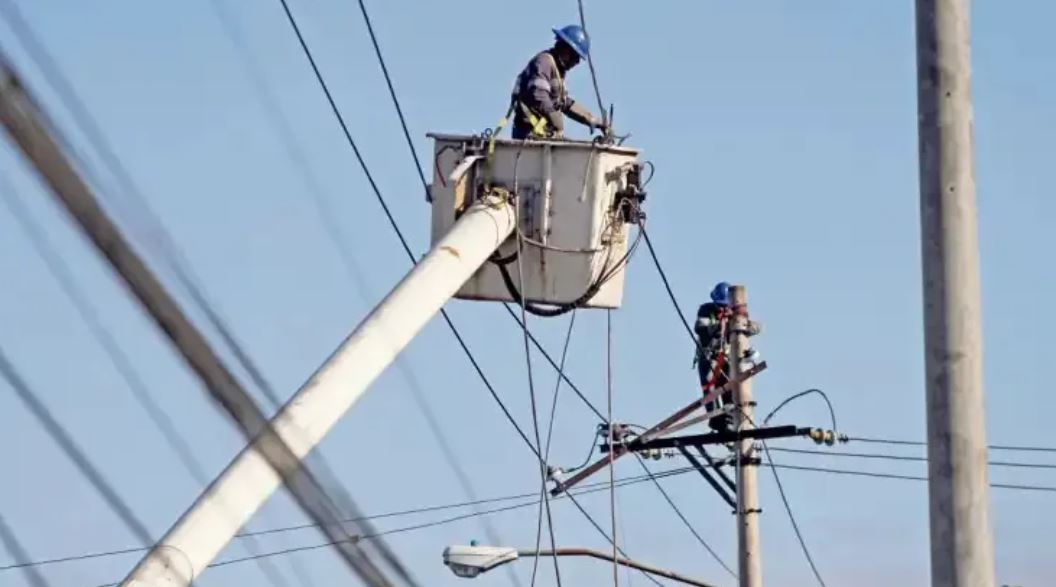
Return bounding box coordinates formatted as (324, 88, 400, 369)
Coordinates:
(808, 428, 838, 446)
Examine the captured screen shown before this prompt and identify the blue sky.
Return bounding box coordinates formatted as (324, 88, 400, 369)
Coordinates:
(1, 1, 1053, 586)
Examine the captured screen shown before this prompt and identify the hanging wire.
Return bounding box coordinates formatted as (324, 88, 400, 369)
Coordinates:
(607, 310, 619, 587)
(512, 158, 562, 587)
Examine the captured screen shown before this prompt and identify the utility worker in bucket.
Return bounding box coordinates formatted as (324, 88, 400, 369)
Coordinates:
(510, 25, 610, 140)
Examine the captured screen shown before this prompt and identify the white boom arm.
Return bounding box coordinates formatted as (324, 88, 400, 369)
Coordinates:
(122, 197, 515, 586)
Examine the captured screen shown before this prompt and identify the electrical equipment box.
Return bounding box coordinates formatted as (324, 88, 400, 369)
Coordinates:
(428, 133, 644, 310)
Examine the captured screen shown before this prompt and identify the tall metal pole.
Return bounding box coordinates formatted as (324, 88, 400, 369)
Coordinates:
(915, 2, 995, 586)
(729, 285, 761, 587)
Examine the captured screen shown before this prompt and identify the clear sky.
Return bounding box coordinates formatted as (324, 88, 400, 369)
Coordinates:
(1, 1, 1053, 586)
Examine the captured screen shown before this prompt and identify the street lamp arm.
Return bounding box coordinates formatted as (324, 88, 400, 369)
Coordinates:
(520, 548, 718, 587)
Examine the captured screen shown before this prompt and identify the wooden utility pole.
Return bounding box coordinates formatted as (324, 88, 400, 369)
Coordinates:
(730, 285, 761, 587)
(914, 1, 995, 586)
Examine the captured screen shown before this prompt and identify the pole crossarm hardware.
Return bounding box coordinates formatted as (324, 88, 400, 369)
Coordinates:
(550, 362, 767, 496)
(601, 426, 812, 453)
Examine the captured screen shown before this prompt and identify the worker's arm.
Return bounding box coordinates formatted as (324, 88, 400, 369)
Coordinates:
(564, 100, 608, 134)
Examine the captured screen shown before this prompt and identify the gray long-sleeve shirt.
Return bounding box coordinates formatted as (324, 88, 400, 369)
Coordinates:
(512, 50, 573, 138)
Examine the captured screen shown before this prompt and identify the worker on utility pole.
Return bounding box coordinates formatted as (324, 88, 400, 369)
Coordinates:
(509, 25, 610, 140)
(695, 281, 734, 432)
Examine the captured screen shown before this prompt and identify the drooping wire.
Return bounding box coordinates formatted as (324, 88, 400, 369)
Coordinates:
(0, 176, 297, 587)
(606, 310, 619, 587)
(543, 310, 578, 463)
(0, 515, 51, 587)
(0, 14, 409, 584)
(208, 6, 519, 584)
(512, 177, 562, 587)
(760, 440, 827, 587)
(631, 455, 736, 578)
(0, 347, 154, 546)
(271, 7, 667, 583)
(746, 408, 826, 587)
(764, 388, 837, 432)
(2, 465, 702, 575)
(640, 225, 699, 348)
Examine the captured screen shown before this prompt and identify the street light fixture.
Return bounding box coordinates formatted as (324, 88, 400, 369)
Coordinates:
(442, 544, 717, 587)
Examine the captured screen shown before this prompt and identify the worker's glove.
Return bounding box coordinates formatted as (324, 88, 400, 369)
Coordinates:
(545, 110, 565, 137)
(592, 118, 611, 136)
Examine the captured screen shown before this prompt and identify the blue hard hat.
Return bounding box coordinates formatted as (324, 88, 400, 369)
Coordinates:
(710, 282, 732, 306)
(553, 24, 590, 59)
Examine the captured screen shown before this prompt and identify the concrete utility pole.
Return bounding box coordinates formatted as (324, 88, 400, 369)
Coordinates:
(914, 2, 995, 586)
(729, 285, 761, 587)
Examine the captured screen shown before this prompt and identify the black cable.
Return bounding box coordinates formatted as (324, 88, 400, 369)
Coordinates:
(564, 493, 665, 587)
(503, 304, 608, 422)
(1, 15, 409, 584)
(0, 347, 154, 546)
(631, 455, 736, 577)
(760, 441, 827, 587)
(763, 463, 1056, 493)
(764, 388, 838, 432)
(575, 0, 607, 122)
(79, 468, 701, 586)
(0, 466, 701, 574)
(211, 5, 521, 584)
(605, 310, 619, 587)
(514, 225, 562, 586)
(354, 0, 429, 197)
(272, 8, 659, 583)
(0, 515, 51, 587)
(847, 436, 1056, 453)
(769, 447, 1056, 470)
(640, 225, 699, 348)
(0, 178, 298, 587)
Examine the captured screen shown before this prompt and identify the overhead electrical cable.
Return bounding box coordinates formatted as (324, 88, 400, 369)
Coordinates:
(0, 177, 297, 587)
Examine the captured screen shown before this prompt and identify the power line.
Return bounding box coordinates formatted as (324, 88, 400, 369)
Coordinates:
(2, 8, 419, 585)
(759, 441, 827, 587)
(769, 447, 1056, 470)
(640, 225, 698, 347)
(1, 34, 411, 587)
(270, 8, 666, 586)
(513, 220, 561, 586)
(0, 176, 298, 587)
(0, 515, 51, 587)
(846, 436, 1056, 454)
(764, 389, 837, 432)
(208, 5, 520, 586)
(0, 346, 154, 545)
(16, 466, 700, 579)
(353, 0, 428, 196)
(575, 0, 607, 123)
(631, 454, 736, 577)
(606, 310, 619, 587)
(764, 463, 1056, 493)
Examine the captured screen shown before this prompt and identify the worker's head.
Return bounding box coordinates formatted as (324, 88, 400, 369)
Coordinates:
(552, 24, 589, 69)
